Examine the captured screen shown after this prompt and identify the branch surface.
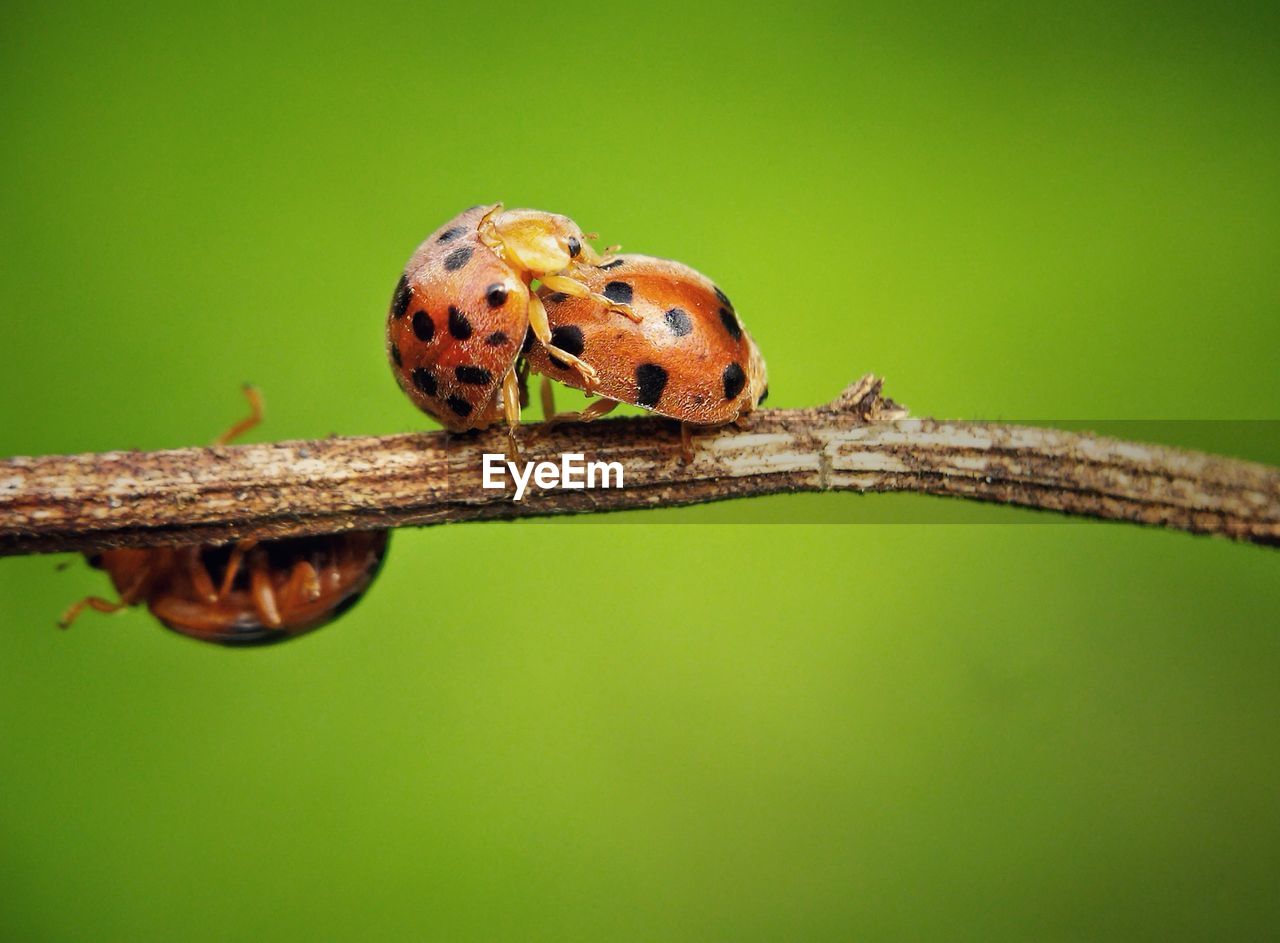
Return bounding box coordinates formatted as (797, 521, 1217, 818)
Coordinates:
(2, 377, 1277, 555)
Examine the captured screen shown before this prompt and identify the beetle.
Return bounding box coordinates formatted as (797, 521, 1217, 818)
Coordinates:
(387, 204, 636, 440)
(61, 532, 389, 646)
(59, 388, 389, 646)
(524, 254, 768, 435)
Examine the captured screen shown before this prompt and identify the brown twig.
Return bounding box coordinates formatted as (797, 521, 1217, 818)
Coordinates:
(1, 376, 1277, 556)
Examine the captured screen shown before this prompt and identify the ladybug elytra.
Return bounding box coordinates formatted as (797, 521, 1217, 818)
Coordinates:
(526, 254, 767, 426)
(387, 204, 636, 439)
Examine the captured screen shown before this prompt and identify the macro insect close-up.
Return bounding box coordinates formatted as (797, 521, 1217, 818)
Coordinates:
(387, 203, 636, 442)
(526, 254, 769, 427)
(58, 388, 390, 646)
(1, 3, 1277, 942)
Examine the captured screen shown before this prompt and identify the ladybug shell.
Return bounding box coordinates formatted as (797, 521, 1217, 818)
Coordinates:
(91, 531, 389, 646)
(387, 205, 529, 431)
(525, 255, 767, 425)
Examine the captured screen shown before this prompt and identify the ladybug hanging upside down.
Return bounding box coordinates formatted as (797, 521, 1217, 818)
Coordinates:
(59, 387, 389, 646)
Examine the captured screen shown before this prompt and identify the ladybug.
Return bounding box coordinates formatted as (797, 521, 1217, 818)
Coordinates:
(60, 533, 390, 646)
(386, 204, 635, 437)
(524, 254, 768, 427)
(59, 388, 390, 646)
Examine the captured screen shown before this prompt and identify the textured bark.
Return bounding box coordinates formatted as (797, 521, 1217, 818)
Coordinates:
(1, 377, 1277, 555)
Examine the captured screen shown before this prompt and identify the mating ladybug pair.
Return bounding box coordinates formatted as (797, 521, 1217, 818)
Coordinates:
(65, 204, 769, 646)
(386, 204, 768, 446)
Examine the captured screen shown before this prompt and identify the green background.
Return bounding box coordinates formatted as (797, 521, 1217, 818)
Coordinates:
(2, 1, 1277, 940)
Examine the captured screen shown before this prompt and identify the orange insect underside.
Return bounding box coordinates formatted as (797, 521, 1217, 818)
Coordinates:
(89, 532, 389, 646)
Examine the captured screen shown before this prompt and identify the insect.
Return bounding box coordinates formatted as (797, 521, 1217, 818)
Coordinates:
(523, 254, 768, 433)
(386, 204, 635, 438)
(59, 388, 390, 646)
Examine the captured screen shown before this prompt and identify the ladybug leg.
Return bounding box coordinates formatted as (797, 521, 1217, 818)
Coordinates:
(680, 423, 695, 463)
(58, 551, 157, 627)
(213, 384, 264, 446)
(500, 367, 523, 464)
(247, 549, 284, 629)
(58, 595, 128, 629)
(179, 546, 219, 603)
(113, 558, 158, 606)
(516, 358, 531, 410)
(501, 365, 522, 434)
(539, 377, 556, 419)
(528, 294, 599, 391)
(547, 398, 620, 425)
(539, 275, 639, 323)
(570, 396, 619, 422)
(579, 399, 620, 421)
(215, 539, 259, 599)
(475, 202, 505, 250)
(279, 560, 322, 613)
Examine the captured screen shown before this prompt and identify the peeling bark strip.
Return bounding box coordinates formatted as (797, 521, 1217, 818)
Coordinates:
(1, 377, 1277, 556)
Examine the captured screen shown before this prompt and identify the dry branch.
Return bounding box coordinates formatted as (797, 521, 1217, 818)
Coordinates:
(1, 376, 1277, 556)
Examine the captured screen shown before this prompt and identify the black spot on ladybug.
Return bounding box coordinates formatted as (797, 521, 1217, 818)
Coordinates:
(714, 286, 733, 310)
(391, 275, 411, 319)
(635, 363, 668, 408)
(443, 246, 473, 271)
(455, 365, 493, 385)
(552, 325, 585, 356)
(446, 395, 473, 417)
(438, 225, 467, 243)
(485, 331, 509, 346)
(412, 310, 434, 343)
(719, 307, 742, 341)
(664, 307, 693, 337)
(448, 306, 472, 340)
(567, 236, 581, 258)
(549, 325, 585, 369)
(521, 327, 536, 354)
(603, 281, 633, 305)
(598, 259, 625, 270)
(411, 368, 437, 397)
(757, 385, 769, 405)
(486, 282, 508, 307)
(546, 292, 569, 304)
(722, 362, 746, 400)
(390, 343, 402, 367)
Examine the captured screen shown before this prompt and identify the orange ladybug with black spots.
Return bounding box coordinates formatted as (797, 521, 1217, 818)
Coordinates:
(525, 254, 767, 426)
(387, 204, 634, 437)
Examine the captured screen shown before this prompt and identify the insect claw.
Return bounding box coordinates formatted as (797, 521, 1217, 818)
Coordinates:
(612, 302, 641, 323)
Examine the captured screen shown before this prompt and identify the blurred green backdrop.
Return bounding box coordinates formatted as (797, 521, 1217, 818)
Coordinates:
(1, 1, 1277, 940)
